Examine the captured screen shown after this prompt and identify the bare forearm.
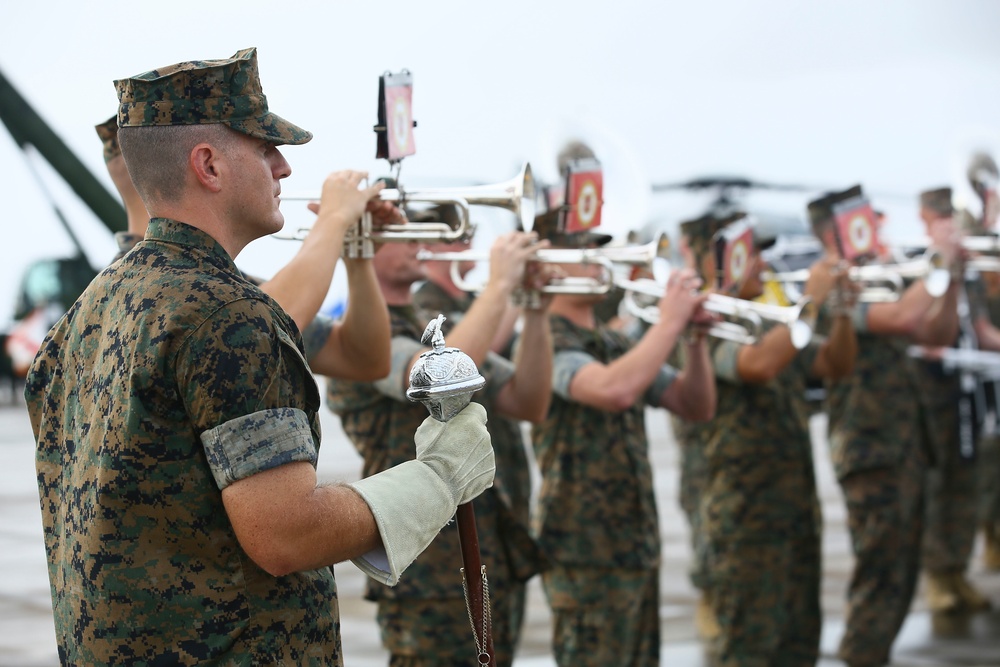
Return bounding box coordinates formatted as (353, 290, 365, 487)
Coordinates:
(496, 310, 552, 422)
(815, 314, 857, 379)
(571, 317, 687, 411)
(223, 463, 380, 577)
(663, 339, 716, 421)
(491, 303, 521, 354)
(915, 286, 959, 346)
(441, 284, 511, 366)
(262, 218, 348, 331)
(736, 325, 799, 384)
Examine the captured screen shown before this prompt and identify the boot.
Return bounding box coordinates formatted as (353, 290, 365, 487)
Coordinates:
(985, 524, 1000, 572)
(695, 591, 721, 640)
(924, 571, 962, 613)
(951, 571, 992, 611)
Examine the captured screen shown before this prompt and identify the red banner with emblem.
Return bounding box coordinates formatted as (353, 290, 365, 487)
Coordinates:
(375, 70, 416, 162)
(832, 195, 877, 262)
(563, 159, 603, 233)
(715, 222, 754, 293)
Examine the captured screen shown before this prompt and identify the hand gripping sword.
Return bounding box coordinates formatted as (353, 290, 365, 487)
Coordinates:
(406, 314, 496, 667)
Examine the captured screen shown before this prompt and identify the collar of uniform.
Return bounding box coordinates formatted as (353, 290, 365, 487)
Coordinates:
(145, 217, 240, 272)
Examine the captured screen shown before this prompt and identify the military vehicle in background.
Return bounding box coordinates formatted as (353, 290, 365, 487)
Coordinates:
(0, 67, 125, 389)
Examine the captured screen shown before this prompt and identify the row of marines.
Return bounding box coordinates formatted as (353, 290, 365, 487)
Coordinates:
(24, 46, 1000, 667)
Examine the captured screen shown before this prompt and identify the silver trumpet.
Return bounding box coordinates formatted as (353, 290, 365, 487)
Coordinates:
(907, 346, 1000, 381)
(762, 250, 951, 303)
(616, 276, 816, 349)
(963, 236, 1000, 254)
(273, 163, 536, 258)
(415, 232, 672, 296)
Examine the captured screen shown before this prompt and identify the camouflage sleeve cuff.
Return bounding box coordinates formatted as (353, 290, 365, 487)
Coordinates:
(851, 301, 870, 334)
(552, 350, 595, 400)
(373, 336, 426, 401)
(712, 339, 743, 383)
(643, 364, 679, 406)
(481, 352, 515, 403)
(200, 408, 318, 490)
(301, 315, 335, 361)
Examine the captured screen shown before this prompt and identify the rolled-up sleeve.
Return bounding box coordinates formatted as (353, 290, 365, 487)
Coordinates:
(643, 365, 678, 406)
(200, 408, 318, 489)
(552, 350, 595, 400)
(374, 336, 427, 401)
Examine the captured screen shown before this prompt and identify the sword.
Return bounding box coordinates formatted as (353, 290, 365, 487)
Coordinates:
(406, 314, 496, 667)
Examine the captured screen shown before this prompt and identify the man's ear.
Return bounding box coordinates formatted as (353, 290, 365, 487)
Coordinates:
(189, 142, 223, 192)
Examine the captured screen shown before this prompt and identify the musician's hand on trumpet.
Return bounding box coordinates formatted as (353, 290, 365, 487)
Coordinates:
(483, 231, 547, 296)
(298, 171, 406, 254)
(658, 268, 712, 343)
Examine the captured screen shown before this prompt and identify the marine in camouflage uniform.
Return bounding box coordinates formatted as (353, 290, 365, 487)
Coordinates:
(913, 188, 990, 611)
(28, 218, 341, 664)
(677, 214, 856, 665)
(25, 48, 493, 666)
(961, 153, 1000, 571)
(327, 227, 551, 667)
(978, 280, 1000, 570)
(412, 276, 537, 645)
(529, 219, 716, 667)
(807, 186, 960, 667)
(94, 115, 366, 374)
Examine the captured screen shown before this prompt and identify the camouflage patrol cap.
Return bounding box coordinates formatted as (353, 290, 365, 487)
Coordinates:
(114, 47, 312, 146)
(94, 115, 120, 163)
(679, 210, 745, 263)
(918, 187, 954, 217)
(968, 152, 999, 191)
(806, 184, 863, 229)
(533, 208, 612, 248)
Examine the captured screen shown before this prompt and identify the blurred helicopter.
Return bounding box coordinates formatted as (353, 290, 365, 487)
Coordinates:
(639, 174, 827, 274)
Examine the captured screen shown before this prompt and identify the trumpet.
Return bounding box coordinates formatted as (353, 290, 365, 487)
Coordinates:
(762, 250, 951, 302)
(415, 232, 672, 296)
(962, 236, 1000, 254)
(273, 163, 536, 257)
(615, 276, 817, 349)
(908, 346, 1000, 381)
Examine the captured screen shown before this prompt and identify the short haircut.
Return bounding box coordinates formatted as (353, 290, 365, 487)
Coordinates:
(118, 124, 238, 205)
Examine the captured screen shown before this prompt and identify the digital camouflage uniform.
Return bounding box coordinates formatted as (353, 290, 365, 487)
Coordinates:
(980, 289, 1000, 541)
(411, 280, 538, 649)
(821, 302, 927, 667)
(694, 324, 822, 666)
(915, 274, 979, 577)
(669, 351, 712, 594)
(531, 314, 678, 667)
(326, 304, 544, 667)
(27, 219, 342, 665)
(110, 232, 335, 362)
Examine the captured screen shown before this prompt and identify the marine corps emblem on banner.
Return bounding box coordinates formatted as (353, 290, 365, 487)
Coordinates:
(375, 69, 416, 162)
(714, 219, 754, 293)
(563, 158, 603, 233)
(833, 195, 877, 262)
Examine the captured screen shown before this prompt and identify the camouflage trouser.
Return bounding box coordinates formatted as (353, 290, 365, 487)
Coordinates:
(377, 585, 523, 667)
(921, 399, 979, 572)
(837, 456, 925, 667)
(979, 434, 1000, 530)
(542, 566, 659, 667)
(705, 531, 821, 667)
(679, 442, 711, 591)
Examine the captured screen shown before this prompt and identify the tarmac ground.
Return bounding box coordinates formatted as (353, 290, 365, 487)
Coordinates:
(2, 383, 999, 666)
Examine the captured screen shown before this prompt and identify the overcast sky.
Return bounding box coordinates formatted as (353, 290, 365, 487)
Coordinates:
(2, 0, 999, 328)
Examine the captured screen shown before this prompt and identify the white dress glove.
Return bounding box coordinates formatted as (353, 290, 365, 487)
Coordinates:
(348, 402, 494, 585)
